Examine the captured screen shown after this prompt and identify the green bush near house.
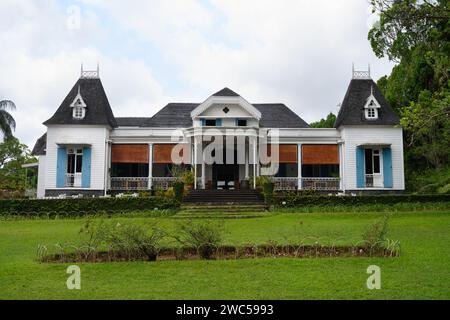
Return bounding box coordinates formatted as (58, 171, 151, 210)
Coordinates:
(275, 193, 450, 207)
(0, 196, 179, 217)
(172, 182, 185, 202)
(262, 181, 275, 205)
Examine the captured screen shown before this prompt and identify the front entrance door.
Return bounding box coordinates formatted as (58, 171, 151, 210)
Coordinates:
(365, 148, 383, 188)
(212, 164, 239, 190)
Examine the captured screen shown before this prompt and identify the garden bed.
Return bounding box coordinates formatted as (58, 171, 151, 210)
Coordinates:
(38, 243, 400, 263)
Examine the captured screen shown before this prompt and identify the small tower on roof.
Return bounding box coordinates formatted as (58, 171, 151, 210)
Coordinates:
(334, 65, 400, 128)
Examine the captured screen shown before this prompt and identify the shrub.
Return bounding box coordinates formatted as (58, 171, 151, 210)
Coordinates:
(274, 193, 450, 207)
(182, 170, 195, 186)
(173, 182, 185, 202)
(0, 196, 178, 217)
(262, 180, 275, 205)
(362, 215, 390, 249)
(79, 220, 164, 261)
(173, 220, 223, 259)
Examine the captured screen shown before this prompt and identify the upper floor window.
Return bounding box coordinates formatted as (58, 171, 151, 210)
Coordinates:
(236, 119, 248, 127)
(364, 89, 380, 120)
(201, 119, 222, 127)
(73, 106, 85, 119)
(70, 86, 87, 120)
(366, 108, 377, 119)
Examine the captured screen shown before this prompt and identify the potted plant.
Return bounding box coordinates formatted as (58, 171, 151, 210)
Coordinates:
(262, 177, 275, 206)
(170, 165, 185, 202)
(182, 170, 195, 190)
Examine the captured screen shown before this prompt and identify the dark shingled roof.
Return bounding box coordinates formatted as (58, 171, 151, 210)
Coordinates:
(334, 79, 400, 128)
(117, 102, 309, 128)
(43, 78, 117, 127)
(115, 117, 151, 127)
(254, 104, 310, 128)
(146, 103, 199, 127)
(212, 87, 240, 97)
(32, 133, 47, 156)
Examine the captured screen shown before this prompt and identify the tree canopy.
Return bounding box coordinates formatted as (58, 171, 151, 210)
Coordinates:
(0, 100, 16, 139)
(309, 113, 336, 128)
(368, 0, 450, 191)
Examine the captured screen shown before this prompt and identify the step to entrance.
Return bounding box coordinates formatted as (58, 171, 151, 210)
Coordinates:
(180, 204, 268, 213)
(183, 190, 265, 205)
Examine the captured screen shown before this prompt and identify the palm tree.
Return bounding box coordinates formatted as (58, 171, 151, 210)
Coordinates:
(0, 100, 16, 139)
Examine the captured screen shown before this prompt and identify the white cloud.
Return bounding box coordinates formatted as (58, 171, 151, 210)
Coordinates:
(0, 0, 394, 148)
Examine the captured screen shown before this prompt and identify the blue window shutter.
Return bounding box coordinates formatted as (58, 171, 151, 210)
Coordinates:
(356, 147, 365, 188)
(82, 147, 92, 188)
(56, 147, 67, 188)
(216, 118, 222, 126)
(383, 147, 393, 188)
(235, 119, 239, 126)
(200, 119, 206, 127)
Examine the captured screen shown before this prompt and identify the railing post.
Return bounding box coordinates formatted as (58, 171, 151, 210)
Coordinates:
(297, 144, 302, 190)
(148, 143, 153, 190)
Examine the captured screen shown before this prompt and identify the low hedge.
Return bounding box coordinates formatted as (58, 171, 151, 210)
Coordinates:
(0, 197, 179, 217)
(275, 193, 450, 207)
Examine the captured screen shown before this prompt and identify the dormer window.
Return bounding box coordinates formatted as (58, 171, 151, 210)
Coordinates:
(366, 107, 377, 119)
(364, 88, 380, 120)
(70, 86, 87, 119)
(73, 106, 85, 119)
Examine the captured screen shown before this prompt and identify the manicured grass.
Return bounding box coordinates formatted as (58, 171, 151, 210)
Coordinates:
(0, 210, 449, 299)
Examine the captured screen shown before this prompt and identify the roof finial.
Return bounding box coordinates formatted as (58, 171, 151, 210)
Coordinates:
(352, 63, 371, 80)
(80, 63, 100, 79)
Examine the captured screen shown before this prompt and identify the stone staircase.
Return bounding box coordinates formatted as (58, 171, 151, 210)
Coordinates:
(177, 190, 268, 219)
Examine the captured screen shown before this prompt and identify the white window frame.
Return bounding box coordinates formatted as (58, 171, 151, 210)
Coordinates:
(66, 147, 84, 188)
(73, 106, 85, 119)
(365, 107, 377, 119)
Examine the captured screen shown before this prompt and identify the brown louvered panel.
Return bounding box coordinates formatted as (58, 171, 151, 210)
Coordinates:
(262, 144, 298, 163)
(111, 144, 149, 164)
(153, 144, 191, 164)
(302, 145, 339, 164)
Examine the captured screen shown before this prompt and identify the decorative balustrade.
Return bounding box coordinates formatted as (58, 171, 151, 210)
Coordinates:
(151, 177, 177, 190)
(301, 178, 340, 191)
(365, 174, 374, 188)
(273, 177, 298, 191)
(65, 174, 75, 188)
(110, 177, 149, 191)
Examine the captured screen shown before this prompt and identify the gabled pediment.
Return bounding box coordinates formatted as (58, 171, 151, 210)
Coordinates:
(364, 90, 381, 110)
(191, 88, 261, 120)
(70, 86, 87, 108)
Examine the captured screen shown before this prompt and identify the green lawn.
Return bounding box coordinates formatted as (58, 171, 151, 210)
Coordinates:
(0, 210, 449, 299)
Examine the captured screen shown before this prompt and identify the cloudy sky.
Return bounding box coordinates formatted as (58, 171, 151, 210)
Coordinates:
(0, 0, 394, 148)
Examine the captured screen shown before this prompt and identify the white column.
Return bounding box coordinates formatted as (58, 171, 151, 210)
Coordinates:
(256, 140, 260, 178)
(194, 137, 198, 190)
(253, 137, 257, 189)
(104, 141, 111, 196)
(297, 143, 302, 190)
(201, 152, 205, 190)
(148, 143, 153, 190)
(245, 138, 249, 179)
(339, 143, 344, 192)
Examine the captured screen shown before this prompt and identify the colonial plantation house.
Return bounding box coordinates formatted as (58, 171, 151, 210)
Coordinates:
(31, 67, 405, 199)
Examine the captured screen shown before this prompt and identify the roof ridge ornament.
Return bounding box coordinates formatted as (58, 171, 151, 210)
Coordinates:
(80, 62, 100, 79)
(352, 63, 371, 80)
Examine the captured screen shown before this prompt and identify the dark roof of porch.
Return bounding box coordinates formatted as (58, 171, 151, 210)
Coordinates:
(116, 102, 309, 128)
